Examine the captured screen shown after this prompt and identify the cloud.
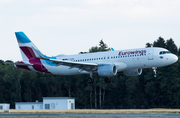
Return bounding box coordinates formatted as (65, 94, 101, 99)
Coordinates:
(0, 0, 13, 3)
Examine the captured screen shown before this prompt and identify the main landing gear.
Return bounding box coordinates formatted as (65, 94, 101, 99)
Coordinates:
(87, 78, 94, 84)
(87, 73, 112, 84)
(87, 77, 112, 84)
(104, 77, 111, 83)
(87, 72, 94, 84)
(152, 67, 158, 77)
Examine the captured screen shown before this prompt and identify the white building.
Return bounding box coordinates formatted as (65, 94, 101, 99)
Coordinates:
(15, 97, 75, 110)
(15, 102, 43, 110)
(0, 104, 10, 109)
(43, 97, 75, 110)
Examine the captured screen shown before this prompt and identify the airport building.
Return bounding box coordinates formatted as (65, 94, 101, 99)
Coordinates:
(0, 103, 10, 110)
(15, 97, 75, 110)
(15, 102, 43, 110)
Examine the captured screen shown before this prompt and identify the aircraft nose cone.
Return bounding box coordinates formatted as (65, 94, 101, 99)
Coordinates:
(172, 54, 178, 63)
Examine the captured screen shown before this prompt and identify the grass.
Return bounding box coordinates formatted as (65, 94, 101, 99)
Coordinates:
(1, 109, 180, 114)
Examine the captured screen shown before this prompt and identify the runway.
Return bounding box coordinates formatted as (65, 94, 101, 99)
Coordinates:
(0, 113, 180, 117)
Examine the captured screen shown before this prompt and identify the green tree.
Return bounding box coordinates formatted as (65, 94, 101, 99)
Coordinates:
(166, 38, 178, 54)
(146, 43, 152, 48)
(89, 39, 110, 53)
(153, 37, 166, 48)
(178, 48, 180, 56)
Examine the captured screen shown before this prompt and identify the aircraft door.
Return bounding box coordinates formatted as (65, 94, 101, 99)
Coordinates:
(148, 49, 154, 60)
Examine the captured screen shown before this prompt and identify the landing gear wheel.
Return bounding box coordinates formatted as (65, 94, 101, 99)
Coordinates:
(152, 67, 157, 78)
(104, 77, 111, 83)
(87, 78, 94, 84)
(154, 74, 158, 78)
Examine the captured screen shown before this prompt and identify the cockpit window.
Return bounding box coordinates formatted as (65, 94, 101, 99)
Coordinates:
(159, 51, 171, 55)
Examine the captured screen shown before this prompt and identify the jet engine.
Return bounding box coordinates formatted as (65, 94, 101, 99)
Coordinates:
(123, 69, 142, 76)
(97, 64, 117, 77)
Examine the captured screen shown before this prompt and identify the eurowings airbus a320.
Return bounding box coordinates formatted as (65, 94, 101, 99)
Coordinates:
(8, 32, 178, 83)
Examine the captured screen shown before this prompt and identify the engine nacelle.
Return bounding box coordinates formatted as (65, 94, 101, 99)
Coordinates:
(97, 64, 117, 77)
(123, 69, 142, 76)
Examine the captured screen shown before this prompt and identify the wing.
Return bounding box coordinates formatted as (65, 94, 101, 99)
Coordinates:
(44, 58, 98, 72)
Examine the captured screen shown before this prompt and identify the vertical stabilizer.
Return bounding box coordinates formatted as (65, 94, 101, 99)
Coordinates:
(15, 32, 41, 61)
(15, 32, 51, 73)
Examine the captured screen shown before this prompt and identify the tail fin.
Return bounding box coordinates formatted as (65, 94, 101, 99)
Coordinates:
(15, 32, 43, 61)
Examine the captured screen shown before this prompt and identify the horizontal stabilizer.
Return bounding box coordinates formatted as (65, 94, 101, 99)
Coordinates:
(4, 62, 33, 66)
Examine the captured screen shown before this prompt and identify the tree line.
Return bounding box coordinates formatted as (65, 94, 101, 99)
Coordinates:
(1, 37, 180, 109)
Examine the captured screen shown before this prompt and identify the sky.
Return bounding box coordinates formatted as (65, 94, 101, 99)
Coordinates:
(0, 0, 180, 62)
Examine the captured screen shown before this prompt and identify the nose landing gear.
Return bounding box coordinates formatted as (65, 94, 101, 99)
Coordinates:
(152, 67, 158, 77)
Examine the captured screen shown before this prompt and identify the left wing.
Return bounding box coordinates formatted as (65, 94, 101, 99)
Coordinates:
(44, 58, 98, 71)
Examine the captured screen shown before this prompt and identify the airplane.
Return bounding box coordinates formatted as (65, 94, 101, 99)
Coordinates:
(8, 32, 178, 83)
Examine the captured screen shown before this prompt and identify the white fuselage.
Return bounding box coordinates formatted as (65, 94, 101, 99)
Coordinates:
(41, 47, 178, 75)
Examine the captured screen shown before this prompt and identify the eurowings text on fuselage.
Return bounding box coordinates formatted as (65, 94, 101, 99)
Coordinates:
(13, 32, 178, 83)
